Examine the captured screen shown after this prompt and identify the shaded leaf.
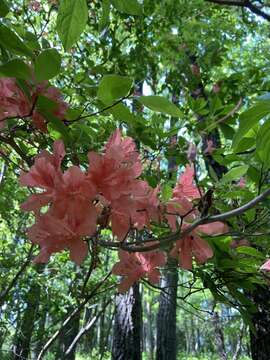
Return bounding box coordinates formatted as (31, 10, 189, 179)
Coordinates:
(138, 96, 182, 117)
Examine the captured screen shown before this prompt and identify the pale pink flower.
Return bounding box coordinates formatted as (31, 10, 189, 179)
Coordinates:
(28, 213, 91, 265)
(238, 177, 246, 188)
(170, 221, 227, 269)
(20, 140, 65, 213)
(260, 259, 270, 271)
(112, 248, 166, 293)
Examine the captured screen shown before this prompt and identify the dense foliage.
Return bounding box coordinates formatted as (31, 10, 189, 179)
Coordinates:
(1, 0, 270, 359)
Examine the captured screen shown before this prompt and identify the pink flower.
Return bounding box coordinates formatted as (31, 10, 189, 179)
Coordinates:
(20, 140, 65, 213)
(32, 82, 68, 132)
(260, 260, 270, 271)
(173, 165, 201, 200)
(28, 213, 92, 264)
(52, 165, 97, 222)
(238, 177, 246, 188)
(170, 221, 227, 269)
(0, 77, 31, 128)
(88, 130, 142, 202)
(112, 248, 166, 293)
(0, 77, 68, 132)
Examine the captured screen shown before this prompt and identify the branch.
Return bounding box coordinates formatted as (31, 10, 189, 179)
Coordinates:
(0, 245, 34, 306)
(37, 271, 112, 360)
(68, 90, 133, 123)
(98, 187, 270, 252)
(64, 297, 112, 356)
(205, 0, 270, 22)
(0, 135, 33, 167)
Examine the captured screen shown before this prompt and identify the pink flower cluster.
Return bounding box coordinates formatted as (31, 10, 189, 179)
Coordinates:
(165, 165, 227, 269)
(20, 130, 163, 267)
(20, 130, 230, 292)
(0, 77, 68, 132)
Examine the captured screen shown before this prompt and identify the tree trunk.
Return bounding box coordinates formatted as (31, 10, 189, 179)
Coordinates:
(249, 285, 270, 360)
(112, 282, 142, 360)
(211, 311, 227, 360)
(12, 280, 41, 360)
(55, 308, 81, 360)
(156, 257, 178, 360)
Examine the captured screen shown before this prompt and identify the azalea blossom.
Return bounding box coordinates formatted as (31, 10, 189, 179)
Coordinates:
(28, 213, 92, 265)
(260, 260, 270, 271)
(0, 77, 31, 129)
(170, 222, 227, 269)
(173, 164, 201, 200)
(20, 140, 65, 213)
(112, 248, 166, 293)
(0, 77, 68, 132)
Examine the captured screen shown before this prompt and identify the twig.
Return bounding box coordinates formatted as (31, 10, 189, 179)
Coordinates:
(205, 0, 270, 22)
(64, 297, 112, 356)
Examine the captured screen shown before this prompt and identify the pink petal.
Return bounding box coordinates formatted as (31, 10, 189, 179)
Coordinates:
(260, 259, 270, 271)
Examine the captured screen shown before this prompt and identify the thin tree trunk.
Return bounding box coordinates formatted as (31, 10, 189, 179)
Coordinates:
(112, 282, 142, 360)
(12, 281, 41, 360)
(156, 257, 178, 360)
(211, 311, 227, 360)
(55, 308, 81, 360)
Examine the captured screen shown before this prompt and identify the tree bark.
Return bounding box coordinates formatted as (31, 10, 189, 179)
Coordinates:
(211, 311, 227, 360)
(112, 282, 142, 360)
(249, 285, 270, 360)
(156, 258, 178, 360)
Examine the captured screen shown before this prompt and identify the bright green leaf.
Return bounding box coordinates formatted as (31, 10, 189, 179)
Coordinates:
(0, 59, 32, 80)
(138, 96, 182, 117)
(57, 0, 88, 50)
(221, 165, 249, 183)
(35, 49, 61, 82)
(97, 75, 133, 105)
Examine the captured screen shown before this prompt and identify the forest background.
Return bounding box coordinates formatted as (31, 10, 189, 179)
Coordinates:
(1, 0, 270, 359)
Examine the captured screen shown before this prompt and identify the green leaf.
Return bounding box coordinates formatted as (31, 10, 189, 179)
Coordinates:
(111, 0, 142, 15)
(0, 0, 9, 17)
(236, 246, 264, 259)
(40, 109, 70, 142)
(161, 184, 173, 202)
(57, 0, 88, 50)
(138, 96, 182, 117)
(97, 75, 133, 105)
(34, 49, 61, 82)
(221, 165, 248, 183)
(0, 24, 33, 58)
(233, 101, 270, 149)
(99, 0, 110, 31)
(256, 120, 270, 166)
(0, 59, 32, 80)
